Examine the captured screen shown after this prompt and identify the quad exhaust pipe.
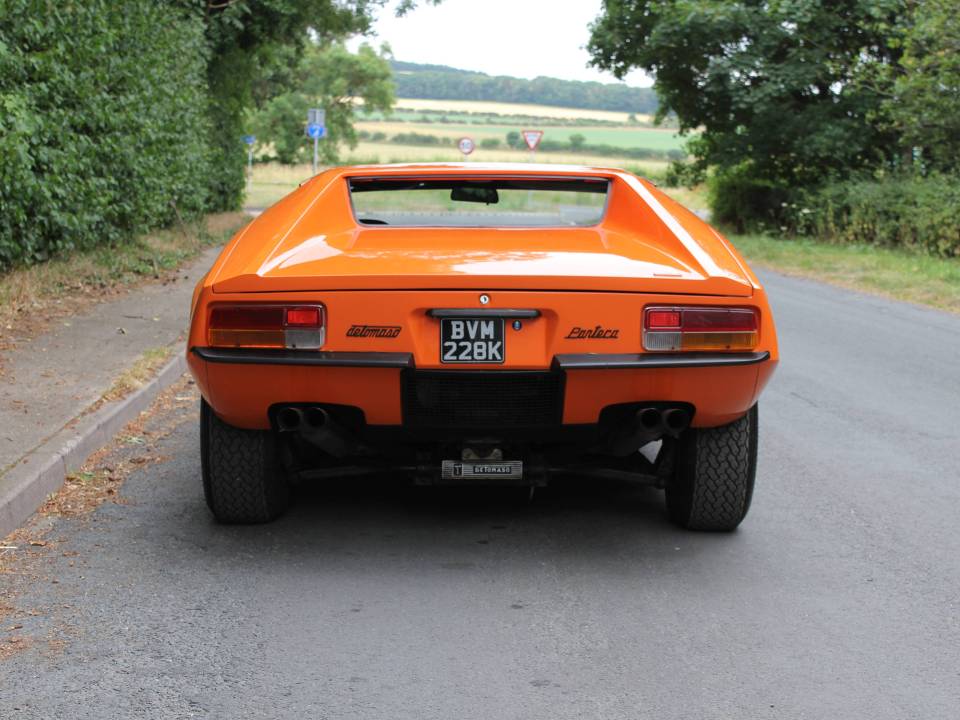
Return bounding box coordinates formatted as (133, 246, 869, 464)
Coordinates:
(275, 405, 359, 457)
(606, 405, 692, 456)
(281, 402, 691, 460)
(635, 406, 691, 438)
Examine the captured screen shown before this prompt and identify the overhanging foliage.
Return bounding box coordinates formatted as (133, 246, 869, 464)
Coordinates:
(0, 1, 213, 268)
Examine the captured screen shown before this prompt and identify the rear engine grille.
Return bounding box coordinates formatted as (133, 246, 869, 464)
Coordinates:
(402, 370, 564, 429)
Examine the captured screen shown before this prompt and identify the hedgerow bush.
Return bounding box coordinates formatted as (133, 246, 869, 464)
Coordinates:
(707, 163, 790, 232)
(0, 1, 215, 269)
(390, 132, 447, 146)
(786, 174, 960, 257)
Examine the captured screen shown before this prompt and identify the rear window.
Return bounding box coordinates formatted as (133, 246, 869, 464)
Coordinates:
(348, 177, 609, 228)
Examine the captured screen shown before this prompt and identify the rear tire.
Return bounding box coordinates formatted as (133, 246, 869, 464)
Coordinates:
(201, 399, 289, 523)
(665, 404, 758, 531)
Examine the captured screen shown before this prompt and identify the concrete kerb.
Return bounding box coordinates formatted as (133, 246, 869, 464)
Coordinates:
(0, 353, 188, 538)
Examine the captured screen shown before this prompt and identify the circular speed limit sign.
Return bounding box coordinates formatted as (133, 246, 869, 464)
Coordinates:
(458, 137, 475, 155)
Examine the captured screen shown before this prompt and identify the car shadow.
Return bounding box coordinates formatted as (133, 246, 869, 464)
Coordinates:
(189, 473, 743, 569)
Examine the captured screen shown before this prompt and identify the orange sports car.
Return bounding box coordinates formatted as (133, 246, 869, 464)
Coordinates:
(187, 163, 778, 530)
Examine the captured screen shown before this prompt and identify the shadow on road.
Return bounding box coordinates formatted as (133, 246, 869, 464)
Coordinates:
(169, 473, 743, 570)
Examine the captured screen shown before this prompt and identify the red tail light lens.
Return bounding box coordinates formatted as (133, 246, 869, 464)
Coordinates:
(646, 309, 681, 329)
(284, 306, 322, 327)
(643, 306, 758, 352)
(678, 308, 757, 332)
(208, 304, 325, 349)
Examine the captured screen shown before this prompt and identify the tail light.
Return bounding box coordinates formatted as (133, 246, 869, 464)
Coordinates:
(643, 306, 758, 352)
(208, 304, 325, 349)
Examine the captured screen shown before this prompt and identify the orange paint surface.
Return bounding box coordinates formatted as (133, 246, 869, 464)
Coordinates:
(187, 163, 778, 430)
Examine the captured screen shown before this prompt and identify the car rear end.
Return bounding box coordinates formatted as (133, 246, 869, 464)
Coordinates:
(188, 165, 778, 530)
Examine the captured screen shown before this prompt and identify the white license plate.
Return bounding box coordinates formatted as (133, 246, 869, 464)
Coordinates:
(440, 318, 505, 364)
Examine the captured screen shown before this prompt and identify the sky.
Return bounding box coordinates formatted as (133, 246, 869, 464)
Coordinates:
(351, 0, 652, 87)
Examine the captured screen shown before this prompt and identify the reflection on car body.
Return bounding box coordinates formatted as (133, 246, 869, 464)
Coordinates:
(187, 163, 778, 531)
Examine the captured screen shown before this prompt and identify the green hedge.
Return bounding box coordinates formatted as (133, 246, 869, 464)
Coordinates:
(707, 162, 791, 232)
(0, 1, 216, 269)
(787, 174, 960, 258)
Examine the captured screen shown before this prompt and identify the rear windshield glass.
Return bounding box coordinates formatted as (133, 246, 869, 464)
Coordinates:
(348, 177, 609, 227)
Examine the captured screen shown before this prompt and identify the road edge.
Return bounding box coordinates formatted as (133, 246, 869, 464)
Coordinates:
(0, 353, 188, 539)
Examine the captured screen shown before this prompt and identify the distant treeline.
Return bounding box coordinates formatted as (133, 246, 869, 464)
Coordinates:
(390, 61, 658, 114)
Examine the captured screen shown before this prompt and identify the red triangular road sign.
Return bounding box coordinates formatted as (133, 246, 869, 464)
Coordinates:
(522, 129, 543, 151)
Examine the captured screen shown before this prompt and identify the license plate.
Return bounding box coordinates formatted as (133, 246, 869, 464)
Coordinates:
(440, 318, 505, 364)
(441, 460, 523, 480)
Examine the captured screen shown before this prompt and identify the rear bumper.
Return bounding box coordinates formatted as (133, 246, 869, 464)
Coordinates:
(192, 347, 769, 370)
(192, 347, 413, 368)
(189, 347, 776, 430)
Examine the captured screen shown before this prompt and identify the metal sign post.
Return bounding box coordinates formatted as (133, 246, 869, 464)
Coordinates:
(306, 109, 326, 175)
(242, 135, 256, 191)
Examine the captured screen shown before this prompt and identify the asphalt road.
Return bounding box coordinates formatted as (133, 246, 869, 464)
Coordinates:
(3, 270, 959, 719)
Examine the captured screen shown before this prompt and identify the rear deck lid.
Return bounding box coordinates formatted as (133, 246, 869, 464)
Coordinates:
(211, 168, 755, 297)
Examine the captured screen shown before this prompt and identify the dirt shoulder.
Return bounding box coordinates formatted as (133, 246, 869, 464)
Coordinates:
(0, 212, 248, 360)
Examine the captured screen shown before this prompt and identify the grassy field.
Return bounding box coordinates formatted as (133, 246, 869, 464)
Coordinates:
(248, 96, 683, 210)
(364, 98, 649, 124)
(249, 99, 691, 206)
(347, 141, 670, 168)
(246, 152, 670, 209)
(357, 120, 687, 151)
(244, 164, 318, 208)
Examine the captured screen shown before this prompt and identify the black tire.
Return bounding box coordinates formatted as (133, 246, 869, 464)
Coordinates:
(665, 404, 758, 531)
(201, 399, 289, 523)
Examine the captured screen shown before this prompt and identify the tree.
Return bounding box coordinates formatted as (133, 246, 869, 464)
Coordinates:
(505, 131, 521, 149)
(0, 0, 215, 268)
(176, 0, 438, 208)
(587, 1, 906, 194)
(882, 0, 960, 172)
(569, 133, 586, 151)
(252, 41, 394, 164)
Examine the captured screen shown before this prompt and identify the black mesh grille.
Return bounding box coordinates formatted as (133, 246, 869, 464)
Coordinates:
(402, 371, 564, 429)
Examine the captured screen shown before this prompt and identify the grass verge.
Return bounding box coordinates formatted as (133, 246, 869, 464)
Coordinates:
(0, 212, 249, 351)
(731, 234, 960, 314)
(99, 346, 175, 405)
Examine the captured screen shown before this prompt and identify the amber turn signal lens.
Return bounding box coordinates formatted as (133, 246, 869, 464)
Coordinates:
(643, 306, 758, 352)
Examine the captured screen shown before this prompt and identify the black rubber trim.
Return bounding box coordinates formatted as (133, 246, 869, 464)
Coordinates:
(552, 351, 770, 370)
(427, 308, 541, 319)
(192, 347, 414, 368)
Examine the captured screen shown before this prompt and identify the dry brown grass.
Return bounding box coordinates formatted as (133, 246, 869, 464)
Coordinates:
(0, 212, 248, 355)
(98, 346, 175, 405)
